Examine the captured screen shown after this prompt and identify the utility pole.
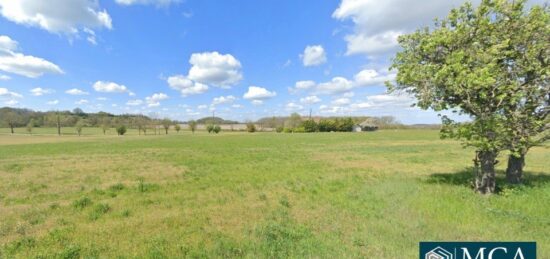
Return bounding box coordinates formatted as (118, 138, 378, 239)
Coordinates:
(309, 108, 312, 120)
(56, 111, 61, 136)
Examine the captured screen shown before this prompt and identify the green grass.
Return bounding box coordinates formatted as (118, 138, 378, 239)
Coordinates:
(0, 129, 548, 258)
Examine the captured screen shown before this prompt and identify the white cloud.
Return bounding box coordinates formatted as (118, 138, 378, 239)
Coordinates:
(354, 69, 395, 86)
(285, 102, 304, 111)
(93, 81, 132, 95)
(251, 100, 264, 106)
(212, 95, 236, 105)
(332, 0, 465, 56)
(0, 35, 64, 78)
(0, 74, 10, 80)
(96, 97, 107, 101)
(145, 92, 168, 107)
(315, 77, 353, 95)
(332, 97, 351, 105)
(65, 88, 89, 95)
(47, 100, 59, 105)
(126, 99, 143, 106)
(30, 87, 54, 96)
(75, 99, 89, 105)
(300, 95, 321, 104)
(167, 75, 208, 96)
(115, 0, 180, 6)
(295, 80, 316, 90)
(231, 104, 243, 108)
(243, 86, 276, 101)
(4, 99, 18, 106)
(187, 51, 242, 88)
(197, 104, 208, 110)
(0, 87, 22, 98)
(301, 45, 327, 66)
(0, 0, 112, 39)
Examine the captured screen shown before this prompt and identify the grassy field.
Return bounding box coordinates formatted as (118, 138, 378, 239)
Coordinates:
(0, 129, 549, 258)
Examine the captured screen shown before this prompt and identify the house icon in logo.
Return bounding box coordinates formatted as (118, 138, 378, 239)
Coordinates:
(425, 246, 453, 259)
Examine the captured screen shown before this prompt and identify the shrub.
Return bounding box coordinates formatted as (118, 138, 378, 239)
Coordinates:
(206, 124, 214, 133)
(276, 126, 283, 133)
(246, 123, 256, 133)
(293, 127, 306, 133)
(301, 120, 318, 132)
(283, 127, 292, 133)
(213, 125, 221, 134)
(116, 125, 127, 135)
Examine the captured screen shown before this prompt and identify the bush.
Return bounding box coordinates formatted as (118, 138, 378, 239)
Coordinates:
(293, 127, 306, 133)
(301, 120, 318, 132)
(246, 123, 256, 133)
(213, 125, 221, 134)
(283, 128, 292, 133)
(276, 126, 283, 133)
(206, 124, 214, 133)
(116, 125, 127, 135)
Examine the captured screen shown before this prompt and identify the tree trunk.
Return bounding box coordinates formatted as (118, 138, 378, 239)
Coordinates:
(10, 124, 14, 134)
(474, 151, 497, 194)
(506, 153, 525, 184)
(165, 128, 168, 135)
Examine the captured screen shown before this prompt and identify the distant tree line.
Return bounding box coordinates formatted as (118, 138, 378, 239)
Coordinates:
(256, 114, 405, 132)
(0, 107, 180, 136)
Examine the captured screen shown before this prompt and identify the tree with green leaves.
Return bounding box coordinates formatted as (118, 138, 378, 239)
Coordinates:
(161, 118, 172, 135)
(26, 119, 34, 135)
(175, 124, 181, 133)
(75, 119, 85, 136)
(116, 125, 127, 136)
(388, 0, 549, 194)
(188, 120, 197, 133)
(101, 117, 111, 135)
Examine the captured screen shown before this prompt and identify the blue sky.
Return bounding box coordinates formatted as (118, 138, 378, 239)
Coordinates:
(1, 0, 541, 123)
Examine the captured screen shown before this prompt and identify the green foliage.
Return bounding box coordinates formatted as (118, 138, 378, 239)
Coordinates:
(72, 197, 92, 210)
(75, 119, 85, 136)
(301, 120, 318, 132)
(206, 124, 214, 133)
(116, 125, 127, 136)
(246, 123, 256, 133)
(89, 203, 110, 221)
(174, 124, 181, 133)
(26, 119, 34, 134)
(188, 120, 197, 133)
(213, 125, 221, 134)
(275, 126, 283, 133)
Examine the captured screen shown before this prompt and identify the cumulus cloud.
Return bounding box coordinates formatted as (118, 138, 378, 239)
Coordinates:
(285, 102, 304, 111)
(93, 81, 132, 95)
(332, 97, 351, 105)
(212, 95, 236, 105)
(315, 77, 353, 95)
(301, 45, 327, 66)
(126, 99, 143, 106)
(187, 52, 242, 88)
(167, 75, 208, 96)
(30, 87, 54, 96)
(65, 88, 89, 95)
(243, 86, 276, 103)
(0, 0, 112, 40)
(300, 95, 321, 104)
(145, 93, 168, 107)
(0, 87, 22, 98)
(0, 35, 64, 78)
(0, 74, 10, 80)
(354, 69, 395, 86)
(332, 0, 465, 55)
(47, 100, 59, 105)
(289, 80, 316, 94)
(115, 0, 180, 6)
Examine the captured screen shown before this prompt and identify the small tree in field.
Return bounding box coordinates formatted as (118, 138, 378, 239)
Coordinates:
(389, 0, 549, 193)
(206, 124, 214, 133)
(116, 125, 127, 136)
(26, 119, 34, 135)
(161, 118, 171, 135)
(75, 119, 84, 136)
(213, 125, 221, 134)
(188, 120, 197, 133)
(101, 117, 110, 135)
(175, 124, 181, 133)
(246, 123, 256, 133)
